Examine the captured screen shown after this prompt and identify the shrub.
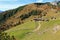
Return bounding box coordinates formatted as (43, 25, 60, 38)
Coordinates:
(0, 31, 16, 40)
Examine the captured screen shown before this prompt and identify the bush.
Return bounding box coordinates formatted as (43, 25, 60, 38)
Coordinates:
(0, 31, 16, 40)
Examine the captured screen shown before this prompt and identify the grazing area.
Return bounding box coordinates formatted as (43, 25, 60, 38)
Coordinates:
(5, 20, 36, 40)
(0, 1, 60, 40)
(5, 19, 60, 40)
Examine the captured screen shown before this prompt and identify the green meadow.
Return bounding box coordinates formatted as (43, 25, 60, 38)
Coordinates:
(5, 19, 60, 40)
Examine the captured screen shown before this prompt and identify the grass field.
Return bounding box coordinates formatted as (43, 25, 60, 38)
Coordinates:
(5, 19, 60, 40)
(5, 20, 36, 40)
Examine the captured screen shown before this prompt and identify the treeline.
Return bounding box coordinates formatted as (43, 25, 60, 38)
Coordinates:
(0, 10, 41, 31)
(20, 10, 41, 20)
(0, 5, 25, 22)
(0, 5, 25, 31)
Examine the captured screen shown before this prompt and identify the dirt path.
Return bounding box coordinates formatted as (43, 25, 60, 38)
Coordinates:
(33, 21, 41, 32)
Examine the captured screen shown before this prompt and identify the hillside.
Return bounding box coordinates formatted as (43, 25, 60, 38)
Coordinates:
(0, 1, 60, 40)
(0, 2, 60, 31)
(5, 19, 60, 40)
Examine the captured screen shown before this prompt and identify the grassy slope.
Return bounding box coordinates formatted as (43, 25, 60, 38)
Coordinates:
(5, 19, 60, 40)
(22, 20, 60, 40)
(5, 20, 36, 40)
(5, 5, 60, 40)
(5, 11, 60, 40)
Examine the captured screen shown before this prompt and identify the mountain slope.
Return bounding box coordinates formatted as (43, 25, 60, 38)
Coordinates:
(0, 2, 60, 31)
(0, 2, 59, 40)
(5, 19, 60, 40)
